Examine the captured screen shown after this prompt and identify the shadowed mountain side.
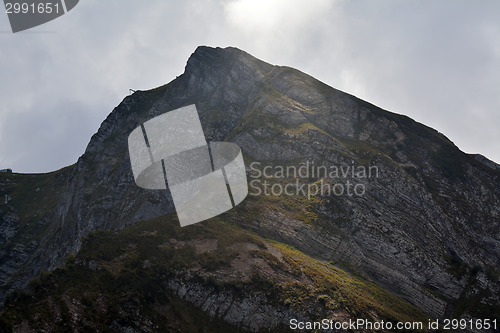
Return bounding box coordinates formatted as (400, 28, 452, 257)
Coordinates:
(0, 46, 498, 331)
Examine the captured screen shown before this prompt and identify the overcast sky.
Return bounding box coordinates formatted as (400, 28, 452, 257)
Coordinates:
(0, 0, 498, 173)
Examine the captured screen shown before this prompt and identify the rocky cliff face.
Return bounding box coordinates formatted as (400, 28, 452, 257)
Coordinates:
(0, 46, 499, 329)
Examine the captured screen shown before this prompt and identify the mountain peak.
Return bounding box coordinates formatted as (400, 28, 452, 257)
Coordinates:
(188, 46, 258, 66)
(184, 46, 274, 80)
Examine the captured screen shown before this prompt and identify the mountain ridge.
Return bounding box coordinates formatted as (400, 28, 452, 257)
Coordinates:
(1, 45, 499, 331)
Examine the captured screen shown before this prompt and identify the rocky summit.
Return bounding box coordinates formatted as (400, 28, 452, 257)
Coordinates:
(0, 46, 499, 332)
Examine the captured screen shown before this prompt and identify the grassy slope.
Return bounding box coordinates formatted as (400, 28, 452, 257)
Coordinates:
(0, 210, 430, 332)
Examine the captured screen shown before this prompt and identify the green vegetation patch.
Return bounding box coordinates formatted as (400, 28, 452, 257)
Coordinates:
(1, 212, 431, 332)
(271, 241, 430, 324)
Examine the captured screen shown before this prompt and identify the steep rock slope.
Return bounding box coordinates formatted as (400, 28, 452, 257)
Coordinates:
(0, 46, 499, 326)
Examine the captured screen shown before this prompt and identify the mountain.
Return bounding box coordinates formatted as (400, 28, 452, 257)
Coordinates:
(0, 46, 499, 332)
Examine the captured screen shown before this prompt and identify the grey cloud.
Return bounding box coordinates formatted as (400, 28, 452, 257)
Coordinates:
(0, 99, 98, 172)
(0, 0, 498, 173)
